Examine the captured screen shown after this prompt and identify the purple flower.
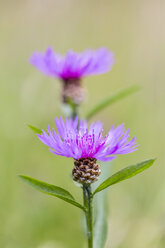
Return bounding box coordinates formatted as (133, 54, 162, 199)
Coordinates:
(30, 47, 115, 80)
(37, 117, 138, 162)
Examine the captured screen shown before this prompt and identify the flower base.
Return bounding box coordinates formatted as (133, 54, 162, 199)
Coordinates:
(72, 157, 101, 184)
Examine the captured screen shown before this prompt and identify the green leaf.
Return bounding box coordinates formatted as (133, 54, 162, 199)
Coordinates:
(93, 193, 108, 248)
(19, 175, 85, 211)
(27, 124, 42, 135)
(93, 162, 111, 248)
(94, 159, 155, 195)
(86, 85, 140, 120)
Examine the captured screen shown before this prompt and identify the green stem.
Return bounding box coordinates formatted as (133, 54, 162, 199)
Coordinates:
(83, 184, 93, 248)
(67, 98, 78, 119)
(71, 103, 78, 119)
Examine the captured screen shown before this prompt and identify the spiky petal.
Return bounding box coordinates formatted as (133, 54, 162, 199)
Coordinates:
(37, 117, 138, 162)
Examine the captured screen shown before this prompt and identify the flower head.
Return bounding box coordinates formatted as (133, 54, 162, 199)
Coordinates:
(37, 117, 138, 162)
(30, 47, 115, 80)
(30, 47, 115, 105)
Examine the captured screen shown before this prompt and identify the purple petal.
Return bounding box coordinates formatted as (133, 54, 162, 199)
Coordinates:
(30, 47, 115, 80)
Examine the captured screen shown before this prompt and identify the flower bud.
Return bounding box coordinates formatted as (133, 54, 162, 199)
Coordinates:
(72, 157, 101, 184)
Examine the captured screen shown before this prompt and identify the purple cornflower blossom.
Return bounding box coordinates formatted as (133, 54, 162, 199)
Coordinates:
(37, 117, 138, 162)
(30, 47, 115, 80)
(30, 47, 115, 105)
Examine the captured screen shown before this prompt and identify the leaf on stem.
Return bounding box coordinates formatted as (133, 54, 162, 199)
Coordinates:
(18, 175, 85, 211)
(27, 124, 42, 135)
(93, 159, 155, 195)
(93, 162, 111, 248)
(86, 85, 140, 120)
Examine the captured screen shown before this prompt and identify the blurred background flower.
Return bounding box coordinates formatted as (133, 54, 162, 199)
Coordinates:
(30, 47, 114, 80)
(0, 0, 164, 248)
(30, 47, 114, 105)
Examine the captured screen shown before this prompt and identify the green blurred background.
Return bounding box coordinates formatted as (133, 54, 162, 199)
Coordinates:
(0, 0, 164, 247)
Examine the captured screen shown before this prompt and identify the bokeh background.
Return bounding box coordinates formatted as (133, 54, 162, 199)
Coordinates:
(0, 0, 164, 247)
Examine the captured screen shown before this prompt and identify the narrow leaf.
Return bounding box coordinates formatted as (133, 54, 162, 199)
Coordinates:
(27, 124, 42, 135)
(94, 159, 155, 195)
(86, 85, 140, 120)
(93, 162, 111, 248)
(94, 194, 108, 248)
(19, 175, 85, 211)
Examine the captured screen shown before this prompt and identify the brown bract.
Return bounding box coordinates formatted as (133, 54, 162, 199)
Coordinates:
(62, 78, 85, 105)
(72, 157, 101, 184)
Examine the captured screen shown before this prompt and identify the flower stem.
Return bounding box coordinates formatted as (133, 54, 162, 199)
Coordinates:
(71, 103, 78, 119)
(83, 184, 93, 248)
